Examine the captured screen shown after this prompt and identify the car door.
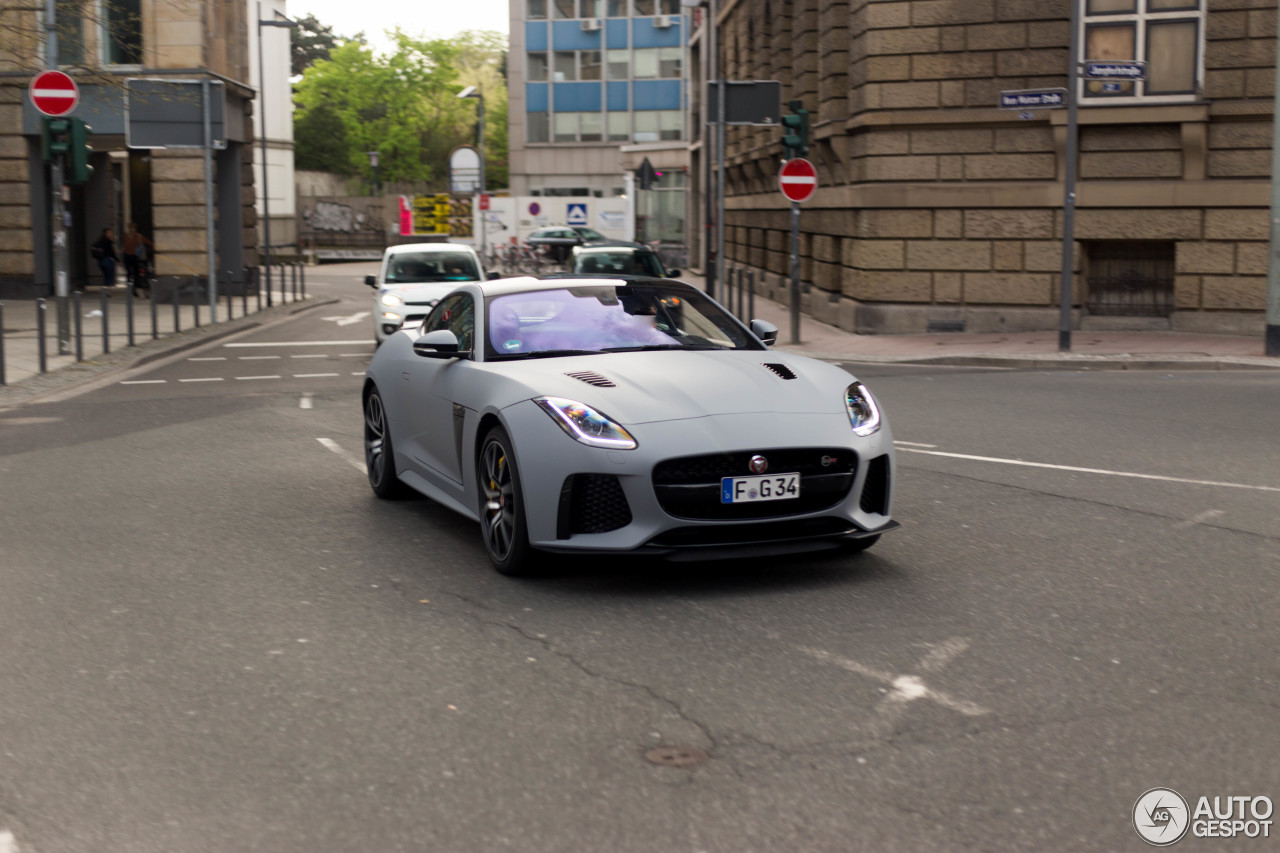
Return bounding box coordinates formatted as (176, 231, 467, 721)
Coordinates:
(402, 292, 476, 490)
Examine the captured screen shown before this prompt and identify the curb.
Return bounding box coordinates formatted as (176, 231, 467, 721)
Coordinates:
(778, 348, 1280, 371)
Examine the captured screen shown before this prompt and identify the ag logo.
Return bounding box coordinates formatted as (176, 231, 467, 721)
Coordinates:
(1134, 788, 1190, 846)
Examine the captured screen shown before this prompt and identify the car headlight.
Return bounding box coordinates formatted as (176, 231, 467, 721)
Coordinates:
(380, 292, 404, 308)
(845, 382, 882, 436)
(534, 397, 637, 450)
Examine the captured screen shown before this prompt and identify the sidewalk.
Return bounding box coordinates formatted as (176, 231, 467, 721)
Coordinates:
(679, 271, 1280, 371)
(0, 285, 315, 405)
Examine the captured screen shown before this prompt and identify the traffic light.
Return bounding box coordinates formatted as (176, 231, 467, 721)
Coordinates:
(67, 118, 93, 184)
(780, 100, 810, 160)
(41, 117, 70, 162)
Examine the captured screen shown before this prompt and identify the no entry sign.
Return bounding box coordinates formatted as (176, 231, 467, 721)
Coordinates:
(29, 70, 79, 117)
(778, 157, 817, 203)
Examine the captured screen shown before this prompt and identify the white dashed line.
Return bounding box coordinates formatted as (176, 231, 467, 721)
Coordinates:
(238, 355, 280, 360)
(351, 371, 366, 376)
(225, 340, 370, 347)
(1175, 509, 1225, 528)
(894, 441, 937, 448)
(0, 829, 18, 853)
(179, 377, 224, 383)
(294, 373, 339, 379)
(120, 379, 167, 385)
(317, 437, 366, 473)
(187, 356, 226, 361)
(291, 354, 327, 359)
(235, 375, 282, 381)
(897, 447, 1280, 493)
(300, 393, 313, 409)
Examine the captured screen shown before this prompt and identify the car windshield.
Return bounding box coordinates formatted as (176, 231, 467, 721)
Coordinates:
(574, 228, 606, 240)
(385, 251, 479, 283)
(484, 284, 759, 359)
(572, 251, 665, 277)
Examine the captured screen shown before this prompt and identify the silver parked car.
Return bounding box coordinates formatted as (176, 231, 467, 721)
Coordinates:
(362, 276, 897, 575)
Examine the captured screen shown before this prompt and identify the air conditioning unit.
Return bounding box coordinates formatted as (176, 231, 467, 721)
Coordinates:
(581, 18, 602, 31)
(653, 14, 674, 27)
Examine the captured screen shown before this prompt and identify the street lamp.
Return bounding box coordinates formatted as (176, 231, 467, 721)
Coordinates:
(457, 86, 486, 259)
(367, 150, 380, 196)
(257, 2, 297, 306)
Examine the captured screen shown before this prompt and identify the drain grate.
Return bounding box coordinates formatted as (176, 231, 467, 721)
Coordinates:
(644, 746, 709, 768)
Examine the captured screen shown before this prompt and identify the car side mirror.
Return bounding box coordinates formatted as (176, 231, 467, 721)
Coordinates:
(666, 269, 681, 278)
(750, 319, 779, 346)
(413, 329, 469, 359)
(365, 275, 377, 287)
(487, 271, 501, 280)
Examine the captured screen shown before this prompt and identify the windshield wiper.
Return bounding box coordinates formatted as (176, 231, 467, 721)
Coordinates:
(601, 344, 724, 352)
(493, 348, 606, 360)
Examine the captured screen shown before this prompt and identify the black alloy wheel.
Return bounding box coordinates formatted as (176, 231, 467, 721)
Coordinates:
(364, 388, 407, 498)
(478, 426, 536, 575)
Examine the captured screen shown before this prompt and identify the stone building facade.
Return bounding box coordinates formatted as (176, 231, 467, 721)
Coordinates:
(690, 0, 1275, 334)
(0, 0, 258, 296)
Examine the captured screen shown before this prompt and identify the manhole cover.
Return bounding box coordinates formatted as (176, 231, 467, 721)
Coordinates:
(644, 746, 709, 768)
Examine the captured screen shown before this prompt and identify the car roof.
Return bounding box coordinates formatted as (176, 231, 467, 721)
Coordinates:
(574, 241, 652, 253)
(471, 275, 693, 298)
(383, 242, 478, 257)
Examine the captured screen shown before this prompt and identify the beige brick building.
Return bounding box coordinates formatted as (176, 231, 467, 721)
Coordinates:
(689, 0, 1276, 334)
(0, 0, 258, 296)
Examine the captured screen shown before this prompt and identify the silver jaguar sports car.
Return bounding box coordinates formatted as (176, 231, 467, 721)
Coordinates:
(362, 276, 898, 575)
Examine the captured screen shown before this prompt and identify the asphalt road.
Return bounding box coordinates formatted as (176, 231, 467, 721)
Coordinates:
(1, 264, 1277, 852)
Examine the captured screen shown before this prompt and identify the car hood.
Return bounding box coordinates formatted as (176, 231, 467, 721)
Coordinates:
(486, 350, 851, 424)
(382, 281, 472, 304)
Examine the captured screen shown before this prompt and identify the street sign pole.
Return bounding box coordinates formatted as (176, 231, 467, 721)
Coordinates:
(1058, 0, 1082, 353)
(52, 156, 70, 354)
(789, 201, 800, 345)
(1267, 6, 1280, 356)
(778, 157, 817, 344)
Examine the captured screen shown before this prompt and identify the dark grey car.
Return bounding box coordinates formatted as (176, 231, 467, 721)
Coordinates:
(525, 226, 608, 263)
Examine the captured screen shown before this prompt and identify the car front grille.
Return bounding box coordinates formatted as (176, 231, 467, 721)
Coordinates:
(557, 474, 633, 538)
(648, 517, 857, 548)
(652, 448, 857, 520)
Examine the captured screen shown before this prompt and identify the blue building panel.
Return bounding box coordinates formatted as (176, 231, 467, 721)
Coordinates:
(526, 83, 550, 112)
(632, 80, 681, 111)
(525, 21, 548, 51)
(553, 82, 603, 112)
(632, 16, 682, 48)
(552, 20, 602, 51)
(606, 81, 628, 111)
(605, 19, 628, 49)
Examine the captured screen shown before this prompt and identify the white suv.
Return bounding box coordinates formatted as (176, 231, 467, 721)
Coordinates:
(367, 243, 492, 344)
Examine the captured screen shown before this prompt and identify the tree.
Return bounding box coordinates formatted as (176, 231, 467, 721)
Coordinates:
(292, 29, 509, 189)
(290, 13, 361, 77)
(293, 104, 350, 173)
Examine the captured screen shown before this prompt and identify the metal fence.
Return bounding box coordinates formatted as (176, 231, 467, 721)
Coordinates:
(0, 261, 307, 387)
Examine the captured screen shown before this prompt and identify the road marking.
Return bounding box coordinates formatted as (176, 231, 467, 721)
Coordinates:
(238, 355, 280, 360)
(0, 829, 17, 853)
(317, 437, 366, 473)
(224, 340, 370, 347)
(179, 377, 224, 383)
(1175, 509, 1225, 528)
(351, 371, 366, 376)
(340, 353, 369, 358)
(897, 447, 1280, 493)
(120, 379, 166, 385)
(893, 441, 937, 448)
(300, 393, 313, 410)
(235, 375, 282, 381)
(294, 372, 339, 378)
(291, 354, 327, 359)
(320, 311, 371, 327)
(188, 356, 226, 362)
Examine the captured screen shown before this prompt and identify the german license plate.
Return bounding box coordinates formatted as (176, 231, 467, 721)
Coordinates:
(720, 473, 800, 504)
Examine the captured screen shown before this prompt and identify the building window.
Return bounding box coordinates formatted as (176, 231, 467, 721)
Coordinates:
(554, 112, 580, 142)
(553, 0, 575, 18)
(658, 109, 682, 141)
(580, 50, 602, 80)
(554, 51, 577, 81)
(633, 0, 654, 13)
(657, 0, 680, 12)
(657, 46, 681, 78)
(606, 0, 627, 15)
(1081, 0, 1202, 101)
(1085, 241, 1174, 317)
(528, 52, 548, 81)
(580, 111, 603, 141)
(579, 0, 602, 16)
(633, 111, 658, 142)
(607, 112, 629, 141)
(103, 0, 142, 65)
(54, 0, 86, 65)
(606, 49, 628, 79)
(528, 111, 550, 143)
(528, 0, 547, 17)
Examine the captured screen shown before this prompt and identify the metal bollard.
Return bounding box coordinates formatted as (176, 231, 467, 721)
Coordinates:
(255, 267, 262, 312)
(73, 292, 82, 362)
(38, 297, 48, 373)
(100, 287, 109, 354)
(226, 284, 233, 321)
(173, 286, 180, 333)
(192, 285, 200, 328)
(150, 282, 158, 339)
(300, 261, 306, 298)
(290, 262, 297, 301)
(747, 269, 755, 321)
(0, 302, 5, 385)
(126, 282, 135, 347)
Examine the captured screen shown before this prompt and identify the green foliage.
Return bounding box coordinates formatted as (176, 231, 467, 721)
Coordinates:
(292, 29, 509, 189)
(290, 13, 363, 77)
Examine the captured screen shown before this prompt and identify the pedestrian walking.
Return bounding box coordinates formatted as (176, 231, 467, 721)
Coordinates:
(91, 227, 118, 291)
(121, 222, 154, 292)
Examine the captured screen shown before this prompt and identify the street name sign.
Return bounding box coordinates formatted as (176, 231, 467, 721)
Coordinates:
(999, 88, 1066, 110)
(1083, 61, 1146, 80)
(29, 70, 79, 117)
(706, 80, 783, 126)
(125, 79, 225, 149)
(778, 158, 817, 203)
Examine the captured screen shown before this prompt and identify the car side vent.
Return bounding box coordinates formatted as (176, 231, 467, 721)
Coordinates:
(565, 370, 616, 388)
(762, 363, 797, 380)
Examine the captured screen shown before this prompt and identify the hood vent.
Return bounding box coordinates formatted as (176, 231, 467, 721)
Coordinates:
(565, 370, 616, 388)
(762, 363, 797, 380)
